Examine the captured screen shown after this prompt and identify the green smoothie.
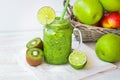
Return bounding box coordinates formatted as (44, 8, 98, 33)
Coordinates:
(43, 17, 73, 64)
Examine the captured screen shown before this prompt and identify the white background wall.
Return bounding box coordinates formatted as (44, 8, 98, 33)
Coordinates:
(0, 0, 75, 32)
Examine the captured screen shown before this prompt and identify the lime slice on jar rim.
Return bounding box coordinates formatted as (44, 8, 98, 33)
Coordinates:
(69, 50, 87, 69)
(37, 6, 56, 25)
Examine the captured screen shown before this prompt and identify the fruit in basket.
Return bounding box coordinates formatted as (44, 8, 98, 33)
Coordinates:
(26, 48, 44, 66)
(95, 33, 120, 62)
(26, 37, 43, 49)
(73, 0, 103, 25)
(99, 0, 120, 12)
(101, 12, 120, 28)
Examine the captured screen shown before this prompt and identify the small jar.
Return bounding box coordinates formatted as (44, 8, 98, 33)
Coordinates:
(43, 17, 73, 64)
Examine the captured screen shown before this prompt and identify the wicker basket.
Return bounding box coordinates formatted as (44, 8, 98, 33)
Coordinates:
(64, 0, 120, 42)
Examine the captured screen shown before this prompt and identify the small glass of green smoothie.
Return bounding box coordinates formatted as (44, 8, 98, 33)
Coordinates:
(38, 0, 82, 65)
(43, 17, 73, 64)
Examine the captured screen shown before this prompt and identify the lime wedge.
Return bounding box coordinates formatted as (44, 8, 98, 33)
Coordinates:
(37, 6, 55, 25)
(69, 50, 87, 69)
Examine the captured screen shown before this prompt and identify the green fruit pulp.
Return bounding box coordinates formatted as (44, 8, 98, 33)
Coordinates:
(26, 48, 43, 60)
(99, 0, 120, 12)
(37, 6, 55, 25)
(73, 0, 103, 25)
(95, 34, 120, 62)
(69, 50, 87, 69)
(26, 37, 43, 49)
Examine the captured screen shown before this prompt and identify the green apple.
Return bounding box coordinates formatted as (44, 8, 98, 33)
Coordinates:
(73, 0, 103, 25)
(99, 0, 120, 12)
(95, 33, 120, 62)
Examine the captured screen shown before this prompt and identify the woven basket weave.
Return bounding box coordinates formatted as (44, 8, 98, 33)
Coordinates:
(64, 0, 120, 42)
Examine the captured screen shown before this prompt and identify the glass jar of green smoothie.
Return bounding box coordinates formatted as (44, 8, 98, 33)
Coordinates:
(43, 17, 73, 64)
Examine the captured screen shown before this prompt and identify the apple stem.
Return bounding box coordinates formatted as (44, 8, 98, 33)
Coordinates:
(60, 0, 70, 21)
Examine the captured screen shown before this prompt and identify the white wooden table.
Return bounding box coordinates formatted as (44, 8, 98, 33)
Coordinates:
(0, 0, 120, 80)
(0, 33, 120, 80)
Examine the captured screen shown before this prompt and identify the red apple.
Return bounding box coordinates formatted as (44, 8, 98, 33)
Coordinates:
(101, 12, 120, 29)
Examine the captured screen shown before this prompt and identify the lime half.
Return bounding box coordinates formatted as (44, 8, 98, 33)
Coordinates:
(37, 6, 55, 25)
(69, 50, 87, 69)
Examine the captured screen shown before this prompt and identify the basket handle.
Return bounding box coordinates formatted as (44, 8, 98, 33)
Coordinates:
(63, 0, 75, 20)
(63, 0, 83, 27)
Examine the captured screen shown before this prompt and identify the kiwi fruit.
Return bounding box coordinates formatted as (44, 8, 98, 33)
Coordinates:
(26, 48, 43, 66)
(26, 37, 43, 49)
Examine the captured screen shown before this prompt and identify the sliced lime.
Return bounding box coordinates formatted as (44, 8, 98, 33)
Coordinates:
(69, 50, 87, 69)
(37, 6, 55, 25)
